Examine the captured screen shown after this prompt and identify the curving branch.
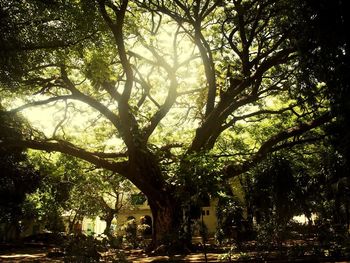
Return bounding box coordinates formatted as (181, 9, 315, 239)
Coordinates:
(91, 151, 128, 158)
(0, 139, 129, 176)
(9, 95, 74, 114)
(59, 67, 124, 134)
(98, 0, 133, 100)
(98, 0, 142, 153)
(142, 73, 178, 140)
(129, 34, 181, 141)
(195, 28, 217, 117)
(224, 112, 334, 179)
(137, 0, 217, 118)
(231, 104, 300, 122)
(52, 100, 69, 138)
(4, 32, 97, 53)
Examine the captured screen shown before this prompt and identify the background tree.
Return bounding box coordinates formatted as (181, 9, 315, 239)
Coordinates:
(0, 109, 40, 241)
(70, 168, 132, 236)
(27, 152, 132, 235)
(0, 0, 335, 246)
(294, 0, 349, 164)
(290, 0, 350, 237)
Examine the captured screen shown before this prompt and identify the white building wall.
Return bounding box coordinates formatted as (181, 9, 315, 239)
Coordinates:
(82, 216, 106, 235)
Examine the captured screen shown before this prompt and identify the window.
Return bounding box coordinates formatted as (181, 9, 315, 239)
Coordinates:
(202, 210, 210, 216)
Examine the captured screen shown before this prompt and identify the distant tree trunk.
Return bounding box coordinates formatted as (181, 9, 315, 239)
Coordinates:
(6, 221, 21, 241)
(103, 209, 114, 236)
(68, 211, 80, 234)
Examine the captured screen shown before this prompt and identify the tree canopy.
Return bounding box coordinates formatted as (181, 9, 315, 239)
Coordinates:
(0, 0, 340, 245)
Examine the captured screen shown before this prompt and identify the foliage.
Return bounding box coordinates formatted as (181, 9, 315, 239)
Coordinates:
(137, 223, 151, 238)
(294, 0, 350, 163)
(314, 149, 350, 228)
(64, 235, 99, 262)
(215, 188, 245, 245)
(0, 0, 339, 245)
(0, 0, 104, 86)
(25, 151, 133, 235)
(255, 219, 286, 251)
(174, 153, 223, 212)
(250, 155, 297, 225)
(63, 234, 128, 262)
(122, 217, 137, 248)
(0, 110, 41, 240)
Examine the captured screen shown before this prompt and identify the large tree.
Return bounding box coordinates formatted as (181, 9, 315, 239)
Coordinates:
(0, 0, 334, 246)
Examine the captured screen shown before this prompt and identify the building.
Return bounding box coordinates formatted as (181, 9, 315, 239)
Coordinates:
(80, 192, 218, 237)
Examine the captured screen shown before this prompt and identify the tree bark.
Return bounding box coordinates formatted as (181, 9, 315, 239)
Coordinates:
(103, 209, 114, 236)
(125, 149, 183, 248)
(148, 193, 182, 248)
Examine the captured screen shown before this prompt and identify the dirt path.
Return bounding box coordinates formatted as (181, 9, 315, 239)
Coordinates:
(0, 246, 222, 262)
(0, 247, 62, 262)
(126, 249, 221, 262)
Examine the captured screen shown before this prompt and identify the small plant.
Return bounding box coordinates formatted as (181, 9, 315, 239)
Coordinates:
(63, 234, 101, 262)
(122, 217, 137, 248)
(238, 252, 250, 260)
(255, 219, 288, 251)
(287, 244, 306, 258)
(199, 221, 208, 243)
(218, 245, 237, 262)
(108, 235, 124, 249)
(137, 223, 151, 238)
(101, 248, 128, 263)
(137, 223, 151, 248)
(215, 228, 225, 245)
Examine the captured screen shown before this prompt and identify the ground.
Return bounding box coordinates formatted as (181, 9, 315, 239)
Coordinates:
(2, 237, 350, 262)
(2, 245, 350, 262)
(0, 245, 221, 262)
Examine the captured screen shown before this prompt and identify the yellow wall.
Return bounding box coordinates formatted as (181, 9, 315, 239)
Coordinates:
(81, 199, 218, 236)
(200, 205, 217, 234)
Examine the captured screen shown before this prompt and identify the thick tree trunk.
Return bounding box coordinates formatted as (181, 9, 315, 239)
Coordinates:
(126, 149, 185, 250)
(146, 193, 185, 251)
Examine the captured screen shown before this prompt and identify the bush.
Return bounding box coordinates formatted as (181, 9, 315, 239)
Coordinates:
(137, 223, 151, 238)
(255, 220, 286, 250)
(63, 234, 101, 262)
(122, 218, 137, 248)
(22, 232, 66, 245)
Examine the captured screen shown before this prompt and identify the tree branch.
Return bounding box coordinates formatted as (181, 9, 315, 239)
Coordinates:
(224, 112, 334, 179)
(0, 139, 129, 175)
(9, 95, 73, 114)
(59, 67, 124, 134)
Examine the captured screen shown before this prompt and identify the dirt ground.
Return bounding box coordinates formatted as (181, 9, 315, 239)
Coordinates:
(0, 245, 223, 262)
(2, 243, 350, 262)
(0, 246, 61, 262)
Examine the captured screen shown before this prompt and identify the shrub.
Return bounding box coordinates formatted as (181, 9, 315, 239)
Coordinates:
(122, 218, 137, 248)
(63, 234, 101, 262)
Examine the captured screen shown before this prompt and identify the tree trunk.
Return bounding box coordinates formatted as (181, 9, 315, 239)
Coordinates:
(103, 209, 114, 236)
(147, 191, 182, 249)
(6, 221, 21, 241)
(127, 149, 184, 250)
(68, 212, 78, 234)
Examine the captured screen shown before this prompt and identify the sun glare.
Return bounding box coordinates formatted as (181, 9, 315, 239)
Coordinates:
(7, 18, 203, 150)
